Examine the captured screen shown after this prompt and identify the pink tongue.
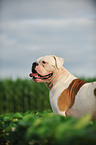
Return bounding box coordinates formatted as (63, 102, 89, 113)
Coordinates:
(29, 73, 38, 77)
(29, 73, 50, 79)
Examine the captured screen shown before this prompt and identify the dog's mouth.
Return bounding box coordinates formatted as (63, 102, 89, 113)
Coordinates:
(29, 70, 53, 80)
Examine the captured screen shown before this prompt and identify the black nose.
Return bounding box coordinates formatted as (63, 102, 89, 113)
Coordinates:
(32, 62, 39, 67)
(32, 62, 38, 73)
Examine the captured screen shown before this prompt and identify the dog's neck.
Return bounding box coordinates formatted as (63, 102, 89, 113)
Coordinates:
(46, 67, 73, 90)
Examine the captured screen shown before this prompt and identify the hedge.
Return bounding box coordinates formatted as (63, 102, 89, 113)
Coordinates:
(0, 79, 50, 114)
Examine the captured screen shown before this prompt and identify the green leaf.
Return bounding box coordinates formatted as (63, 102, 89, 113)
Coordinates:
(74, 114, 91, 129)
(13, 112, 23, 119)
(3, 116, 10, 122)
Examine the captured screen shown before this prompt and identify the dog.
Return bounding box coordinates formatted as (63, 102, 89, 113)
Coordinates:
(29, 55, 96, 119)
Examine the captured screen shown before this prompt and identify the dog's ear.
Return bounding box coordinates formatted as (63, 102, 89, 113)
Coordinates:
(53, 56, 64, 69)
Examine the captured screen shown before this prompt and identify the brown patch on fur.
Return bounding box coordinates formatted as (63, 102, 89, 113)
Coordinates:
(58, 79, 86, 111)
(94, 88, 96, 96)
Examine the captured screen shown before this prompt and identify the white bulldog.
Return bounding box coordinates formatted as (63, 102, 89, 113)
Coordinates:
(29, 55, 96, 119)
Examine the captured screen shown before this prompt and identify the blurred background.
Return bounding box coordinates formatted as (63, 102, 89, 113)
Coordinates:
(0, 0, 96, 79)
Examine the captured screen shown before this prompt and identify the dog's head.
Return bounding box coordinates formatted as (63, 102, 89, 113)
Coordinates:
(29, 55, 64, 83)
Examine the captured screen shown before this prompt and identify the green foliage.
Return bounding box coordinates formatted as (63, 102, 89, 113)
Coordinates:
(0, 77, 96, 114)
(0, 79, 50, 114)
(78, 77, 96, 83)
(0, 110, 96, 145)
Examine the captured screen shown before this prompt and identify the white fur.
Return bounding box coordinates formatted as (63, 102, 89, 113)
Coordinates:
(71, 82, 96, 117)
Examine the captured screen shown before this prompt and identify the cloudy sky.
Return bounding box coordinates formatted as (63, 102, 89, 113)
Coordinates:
(0, 0, 96, 79)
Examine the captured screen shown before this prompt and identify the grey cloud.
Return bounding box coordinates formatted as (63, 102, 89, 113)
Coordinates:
(0, 0, 96, 20)
(0, 0, 96, 79)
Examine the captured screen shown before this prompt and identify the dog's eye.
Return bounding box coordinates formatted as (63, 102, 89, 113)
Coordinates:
(42, 61, 46, 64)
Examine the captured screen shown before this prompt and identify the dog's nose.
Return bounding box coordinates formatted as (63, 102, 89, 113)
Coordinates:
(32, 62, 39, 73)
(32, 62, 39, 67)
